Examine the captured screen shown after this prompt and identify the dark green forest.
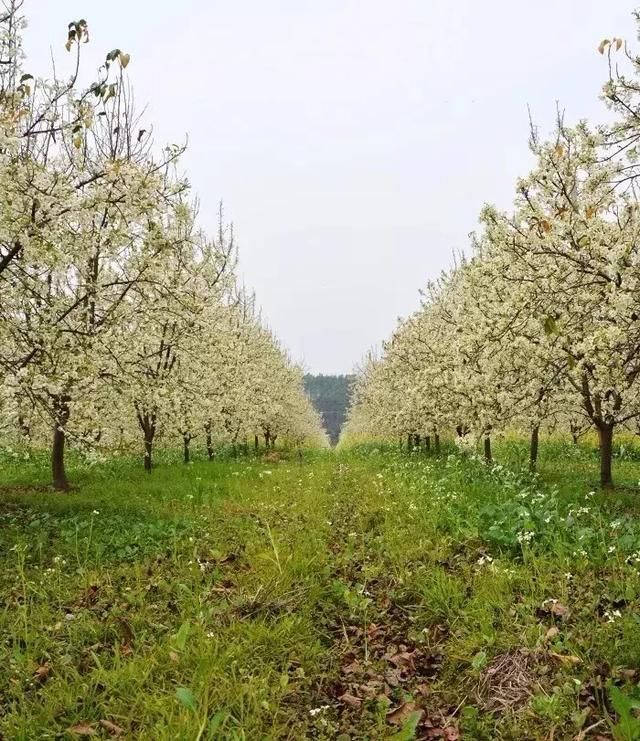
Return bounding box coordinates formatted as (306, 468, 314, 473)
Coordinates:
(303, 374, 354, 444)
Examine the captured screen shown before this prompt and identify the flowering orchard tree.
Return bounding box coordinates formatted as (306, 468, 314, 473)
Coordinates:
(345, 118, 640, 488)
(0, 9, 327, 486)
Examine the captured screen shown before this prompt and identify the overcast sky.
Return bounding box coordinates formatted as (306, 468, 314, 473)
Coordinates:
(24, 1, 639, 373)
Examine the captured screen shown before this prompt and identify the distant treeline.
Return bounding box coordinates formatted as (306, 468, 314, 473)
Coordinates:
(303, 374, 354, 445)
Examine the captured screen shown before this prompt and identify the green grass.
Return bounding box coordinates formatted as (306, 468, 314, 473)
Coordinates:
(2, 441, 640, 739)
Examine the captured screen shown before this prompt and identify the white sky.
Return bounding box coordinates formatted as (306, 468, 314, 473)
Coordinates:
(23, 1, 638, 373)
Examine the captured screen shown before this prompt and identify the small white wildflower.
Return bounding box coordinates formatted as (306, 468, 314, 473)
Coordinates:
(92, 510, 100, 516)
(309, 705, 330, 717)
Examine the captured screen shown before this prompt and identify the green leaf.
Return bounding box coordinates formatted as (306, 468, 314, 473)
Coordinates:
(119, 52, 131, 69)
(175, 686, 197, 713)
(388, 710, 423, 741)
(471, 650, 487, 671)
(174, 620, 190, 651)
(208, 711, 227, 734)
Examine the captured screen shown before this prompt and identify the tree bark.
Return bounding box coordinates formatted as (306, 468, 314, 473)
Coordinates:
(183, 433, 191, 464)
(52, 396, 70, 491)
(483, 435, 492, 462)
(135, 406, 156, 473)
(254, 434, 259, 452)
(530, 425, 539, 471)
(205, 426, 214, 461)
(271, 434, 277, 449)
(406, 433, 412, 450)
(597, 422, 614, 489)
(434, 432, 440, 454)
(424, 435, 431, 452)
(144, 433, 153, 472)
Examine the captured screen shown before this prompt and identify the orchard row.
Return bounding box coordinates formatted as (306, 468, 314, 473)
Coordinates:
(0, 9, 327, 490)
(343, 27, 640, 489)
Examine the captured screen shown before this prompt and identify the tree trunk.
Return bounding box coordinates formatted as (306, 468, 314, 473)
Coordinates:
(206, 428, 214, 461)
(52, 396, 70, 491)
(183, 433, 191, 464)
(254, 434, 259, 452)
(530, 425, 539, 471)
(264, 431, 271, 449)
(18, 415, 30, 440)
(424, 435, 431, 452)
(144, 433, 153, 472)
(271, 434, 277, 449)
(598, 422, 614, 489)
(483, 435, 492, 462)
(406, 433, 412, 449)
(434, 432, 440, 454)
(136, 408, 156, 472)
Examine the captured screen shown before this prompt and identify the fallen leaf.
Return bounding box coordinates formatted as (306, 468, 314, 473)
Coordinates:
(67, 722, 96, 736)
(339, 692, 362, 708)
(387, 701, 420, 725)
(550, 651, 581, 665)
(545, 626, 559, 640)
(99, 719, 125, 736)
(388, 650, 417, 671)
(33, 664, 51, 683)
(169, 650, 180, 663)
(550, 602, 570, 619)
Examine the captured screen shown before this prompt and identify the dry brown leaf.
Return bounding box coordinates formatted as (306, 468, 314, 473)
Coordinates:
(33, 664, 51, 683)
(545, 626, 559, 640)
(388, 650, 417, 669)
(598, 39, 610, 55)
(339, 692, 362, 708)
(387, 701, 421, 726)
(99, 719, 125, 736)
(67, 723, 96, 736)
(616, 37, 623, 51)
(550, 602, 570, 619)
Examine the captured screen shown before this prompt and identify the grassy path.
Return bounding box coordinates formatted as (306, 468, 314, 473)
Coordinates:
(1, 446, 640, 738)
